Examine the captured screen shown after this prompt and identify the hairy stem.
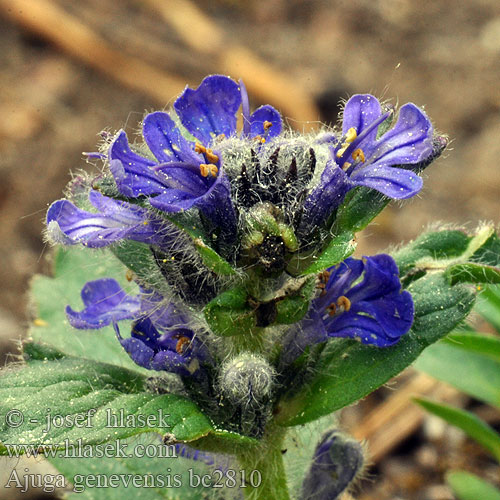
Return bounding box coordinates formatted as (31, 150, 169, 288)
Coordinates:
(237, 424, 290, 500)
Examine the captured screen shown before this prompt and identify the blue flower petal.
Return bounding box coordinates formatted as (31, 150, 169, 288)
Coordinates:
(346, 253, 402, 302)
(174, 75, 241, 144)
(149, 189, 198, 212)
(142, 112, 201, 164)
(66, 279, 140, 329)
(153, 164, 210, 194)
(371, 103, 433, 166)
(46, 191, 160, 248)
(342, 94, 382, 148)
(299, 254, 414, 350)
(298, 161, 349, 235)
(250, 105, 282, 139)
(109, 130, 156, 171)
(332, 97, 433, 202)
(350, 164, 423, 199)
(150, 350, 190, 375)
(119, 336, 155, 369)
(109, 158, 169, 198)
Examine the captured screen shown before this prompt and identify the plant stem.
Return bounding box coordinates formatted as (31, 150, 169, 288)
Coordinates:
(237, 424, 290, 500)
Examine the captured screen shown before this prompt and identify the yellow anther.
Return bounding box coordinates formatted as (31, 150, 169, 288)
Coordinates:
(318, 270, 331, 283)
(200, 164, 209, 177)
(352, 148, 366, 163)
(336, 145, 348, 158)
(143, 220, 149, 225)
(194, 143, 206, 154)
(263, 121, 273, 131)
(33, 318, 48, 327)
(175, 336, 191, 355)
(205, 149, 219, 164)
(336, 295, 351, 312)
(342, 161, 352, 171)
(200, 163, 218, 177)
(327, 303, 337, 316)
(254, 135, 262, 142)
(345, 127, 357, 143)
(125, 269, 134, 282)
(336, 127, 358, 158)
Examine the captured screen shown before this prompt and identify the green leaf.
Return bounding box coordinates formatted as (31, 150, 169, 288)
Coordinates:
(446, 332, 500, 363)
(393, 229, 471, 276)
(275, 273, 476, 426)
(111, 240, 167, 289)
(475, 285, 500, 333)
(275, 277, 316, 325)
(470, 232, 500, 267)
(334, 187, 390, 234)
(445, 262, 500, 285)
(203, 286, 256, 336)
(447, 471, 500, 500)
(301, 231, 356, 275)
(167, 213, 237, 276)
(0, 348, 214, 453)
(30, 247, 145, 371)
(393, 225, 495, 278)
(414, 397, 500, 462)
(192, 237, 237, 275)
(415, 337, 500, 408)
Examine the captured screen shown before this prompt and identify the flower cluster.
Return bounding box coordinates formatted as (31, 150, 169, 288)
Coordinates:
(46, 74, 442, 436)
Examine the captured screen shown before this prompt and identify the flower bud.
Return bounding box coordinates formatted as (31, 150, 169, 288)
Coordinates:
(301, 429, 364, 500)
(219, 353, 275, 409)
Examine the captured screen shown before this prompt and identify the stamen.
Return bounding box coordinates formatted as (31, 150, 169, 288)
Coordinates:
(327, 303, 337, 316)
(318, 270, 331, 283)
(194, 143, 206, 154)
(200, 163, 218, 177)
(263, 121, 273, 131)
(175, 336, 191, 355)
(336, 145, 349, 158)
(342, 161, 352, 171)
(336, 128, 358, 158)
(200, 164, 209, 177)
(239, 79, 251, 136)
(345, 127, 357, 143)
(336, 295, 351, 312)
(205, 149, 219, 164)
(352, 148, 365, 163)
(340, 109, 393, 163)
(125, 269, 134, 282)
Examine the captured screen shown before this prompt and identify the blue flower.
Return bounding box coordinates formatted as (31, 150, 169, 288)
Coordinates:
(336, 94, 432, 194)
(301, 429, 364, 500)
(46, 190, 170, 249)
(313, 254, 413, 346)
(65, 278, 141, 328)
(66, 278, 210, 376)
(299, 94, 433, 232)
(108, 75, 282, 246)
(282, 254, 413, 363)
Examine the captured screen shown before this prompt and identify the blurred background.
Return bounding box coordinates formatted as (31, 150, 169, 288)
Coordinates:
(0, 0, 499, 498)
